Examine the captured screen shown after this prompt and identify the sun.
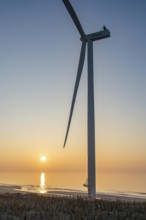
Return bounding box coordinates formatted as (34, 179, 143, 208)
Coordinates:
(41, 156, 47, 162)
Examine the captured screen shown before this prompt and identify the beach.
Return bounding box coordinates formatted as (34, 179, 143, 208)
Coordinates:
(0, 183, 146, 202)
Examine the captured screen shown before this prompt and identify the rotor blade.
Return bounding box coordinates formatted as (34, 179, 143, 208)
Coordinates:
(62, 0, 85, 37)
(63, 41, 86, 147)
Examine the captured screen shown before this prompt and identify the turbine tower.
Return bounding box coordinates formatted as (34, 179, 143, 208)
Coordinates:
(62, 0, 110, 199)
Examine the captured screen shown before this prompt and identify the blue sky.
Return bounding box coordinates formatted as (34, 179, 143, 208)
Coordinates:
(0, 0, 146, 173)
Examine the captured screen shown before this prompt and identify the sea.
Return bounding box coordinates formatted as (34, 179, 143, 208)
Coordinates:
(0, 172, 146, 194)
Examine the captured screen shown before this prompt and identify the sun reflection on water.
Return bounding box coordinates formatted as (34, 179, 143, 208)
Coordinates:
(39, 173, 46, 193)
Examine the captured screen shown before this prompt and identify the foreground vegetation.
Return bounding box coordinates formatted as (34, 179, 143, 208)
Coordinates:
(0, 193, 146, 220)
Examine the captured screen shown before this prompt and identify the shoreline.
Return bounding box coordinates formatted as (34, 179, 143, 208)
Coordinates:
(0, 183, 146, 202)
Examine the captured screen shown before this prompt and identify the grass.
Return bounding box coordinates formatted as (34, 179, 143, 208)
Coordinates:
(0, 193, 146, 219)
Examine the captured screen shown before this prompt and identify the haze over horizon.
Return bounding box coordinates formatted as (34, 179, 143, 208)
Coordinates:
(0, 0, 146, 174)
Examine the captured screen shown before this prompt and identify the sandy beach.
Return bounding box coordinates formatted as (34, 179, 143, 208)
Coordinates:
(0, 183, 146, 202)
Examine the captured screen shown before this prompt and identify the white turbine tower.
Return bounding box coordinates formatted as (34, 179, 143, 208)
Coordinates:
(62, 0, 110, 199)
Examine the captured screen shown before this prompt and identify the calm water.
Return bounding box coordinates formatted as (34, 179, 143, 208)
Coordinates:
(0, 172, 146, 194)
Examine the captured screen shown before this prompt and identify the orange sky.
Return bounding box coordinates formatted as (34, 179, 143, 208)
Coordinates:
(0, 0, 146, 174)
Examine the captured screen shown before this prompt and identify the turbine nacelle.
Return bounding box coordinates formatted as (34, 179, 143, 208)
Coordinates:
(81, 29, 110, 42)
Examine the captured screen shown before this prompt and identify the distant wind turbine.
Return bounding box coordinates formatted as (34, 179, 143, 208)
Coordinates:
(62, 0, 110, 199)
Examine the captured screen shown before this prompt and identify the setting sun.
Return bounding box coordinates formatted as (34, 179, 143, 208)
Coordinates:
(41, 156, 47, 162)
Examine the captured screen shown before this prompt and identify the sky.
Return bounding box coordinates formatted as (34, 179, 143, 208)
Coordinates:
(0, 0, 146, 173)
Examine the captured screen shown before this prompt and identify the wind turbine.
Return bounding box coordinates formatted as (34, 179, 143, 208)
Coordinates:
(62, 0, 110, 199)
